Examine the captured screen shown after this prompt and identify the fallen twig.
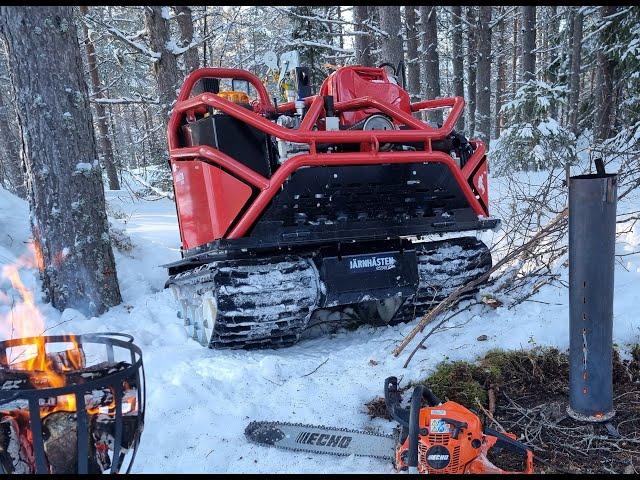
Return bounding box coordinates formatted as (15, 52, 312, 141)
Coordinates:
(301, 358, 329, 378)
(475, 395, 507, 433)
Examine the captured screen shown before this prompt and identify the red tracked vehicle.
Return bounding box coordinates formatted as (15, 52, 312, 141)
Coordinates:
(165, 65, 499, 349)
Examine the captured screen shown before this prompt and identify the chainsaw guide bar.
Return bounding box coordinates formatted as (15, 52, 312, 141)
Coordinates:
(245, 420, 397, 460)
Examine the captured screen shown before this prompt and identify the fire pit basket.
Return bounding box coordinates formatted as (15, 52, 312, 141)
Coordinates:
(0, 332, 145, 474)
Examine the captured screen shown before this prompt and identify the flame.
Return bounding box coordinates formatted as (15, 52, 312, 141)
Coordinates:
(1, 240, 83, 412)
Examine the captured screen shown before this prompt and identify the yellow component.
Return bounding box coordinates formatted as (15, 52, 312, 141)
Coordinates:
(217, 90, 250, 104)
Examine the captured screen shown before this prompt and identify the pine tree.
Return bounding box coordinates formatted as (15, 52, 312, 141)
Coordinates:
(0, 6, 122, 315)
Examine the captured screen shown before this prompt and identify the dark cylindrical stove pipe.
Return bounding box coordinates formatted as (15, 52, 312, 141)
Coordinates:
(567, 164, 617, 422)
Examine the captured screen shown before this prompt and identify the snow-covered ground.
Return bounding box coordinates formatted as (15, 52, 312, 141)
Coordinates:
(1, 172, 639, 473)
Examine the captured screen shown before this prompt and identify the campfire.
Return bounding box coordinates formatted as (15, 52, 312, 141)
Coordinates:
(0, 247, 145, 473)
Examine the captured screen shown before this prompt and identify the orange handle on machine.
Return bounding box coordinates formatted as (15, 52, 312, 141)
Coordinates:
(217, 90, 250, 105)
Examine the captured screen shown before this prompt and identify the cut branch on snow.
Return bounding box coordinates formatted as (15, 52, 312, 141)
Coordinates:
(393, 208, 569, 358)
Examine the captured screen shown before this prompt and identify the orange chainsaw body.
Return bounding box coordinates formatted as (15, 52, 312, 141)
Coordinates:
(394, 401, 534, 474)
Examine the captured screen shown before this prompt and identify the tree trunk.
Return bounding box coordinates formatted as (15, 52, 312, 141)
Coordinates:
(0, 89, 26, 198)
(546, 6, 559, 118)
(494, 7, 506, 139)
(511, 13, 519, 95)
(79, 6, 120, 191)
(568, 8, 583, 134)
(521, 6, 536, 83)
(144, 6, 180, 129)
(353, 5, 374, 66)
(465, 6, 477, 135)
(404, 6, 420, 101)
(451, 6, 465, 131)
(594, 6, 617, 143)
(476, 6, 491, 148)
(202, 7, 208, 66)
(475, 6, 492, 148)
(173, 6, 199, 74)
(420, 6, 442, 125)
(378, 6, 403, 71)
(0, 6, 122, 315)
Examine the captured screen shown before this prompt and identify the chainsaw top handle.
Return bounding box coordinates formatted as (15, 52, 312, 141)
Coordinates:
(383, 377, 442, 430)
(383, 378, 442, 472)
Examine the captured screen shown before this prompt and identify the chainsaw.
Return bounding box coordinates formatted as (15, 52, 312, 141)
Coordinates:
(245, 376, 534, 474)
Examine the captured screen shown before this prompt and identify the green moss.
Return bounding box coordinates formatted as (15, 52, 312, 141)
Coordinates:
(414, 360, 488, 407)
(415, 347, 573, 408)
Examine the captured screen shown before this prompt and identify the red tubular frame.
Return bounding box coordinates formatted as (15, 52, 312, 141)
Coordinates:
(167, 68, 489, 241)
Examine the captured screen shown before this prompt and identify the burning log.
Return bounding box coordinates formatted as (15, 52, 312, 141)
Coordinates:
(0, 415, 33, 474)
(0, 333, 145, 474)
(0, 361, 140, 474)
(0, 361, 131, 392)
(7, 348, 86, 373)
(42, 411, 98, 474)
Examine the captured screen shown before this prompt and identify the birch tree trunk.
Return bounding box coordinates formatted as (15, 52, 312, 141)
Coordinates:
(79, 5, 120, 191)
(404, 6, 420, 101)
(451, 6, 465, 131)
(378, 6, 403, 70)
(568, 8, 583, 134)
(475, 6, 492, 147)
(0, 6, 122, 315)
(465, 6, 477, 136)
(353, 5, 374, 67)
(144, 6, 180, 129)
(521, 6, 536, 83)
(420, 6, 442, 125)
(174, 6, 200, 74)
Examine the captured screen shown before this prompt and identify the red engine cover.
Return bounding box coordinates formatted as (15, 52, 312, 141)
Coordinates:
(319, 66, 411, 127)
(171, 159, 252, 249)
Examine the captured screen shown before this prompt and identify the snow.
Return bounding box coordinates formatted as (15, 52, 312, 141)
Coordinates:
(75, 162, 94, 173)
(160, 6, 173, 20)
(0, 170, 639, 472)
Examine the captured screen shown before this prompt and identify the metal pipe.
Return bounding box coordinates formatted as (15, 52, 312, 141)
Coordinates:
(567, 164, 617, 422)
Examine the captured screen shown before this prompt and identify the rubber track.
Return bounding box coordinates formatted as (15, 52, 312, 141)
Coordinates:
(168, 256, 321, 349)
(167, 238, 491, 349)
(389, 237, 492, 325)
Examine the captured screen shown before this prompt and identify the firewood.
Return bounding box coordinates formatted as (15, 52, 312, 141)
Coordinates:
(0, 361, 131, 391)
(42, 411, 102, 474)
(0, 362, 139, 473)
(0, 414, 33, 474)
(8, 348, 86, 373)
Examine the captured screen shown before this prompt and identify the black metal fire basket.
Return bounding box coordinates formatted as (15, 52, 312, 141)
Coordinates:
(0, 333, 146, 474)
(568, 160, 617, 422)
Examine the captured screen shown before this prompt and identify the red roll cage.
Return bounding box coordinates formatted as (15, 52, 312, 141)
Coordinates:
(167, 68, 489, 241)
